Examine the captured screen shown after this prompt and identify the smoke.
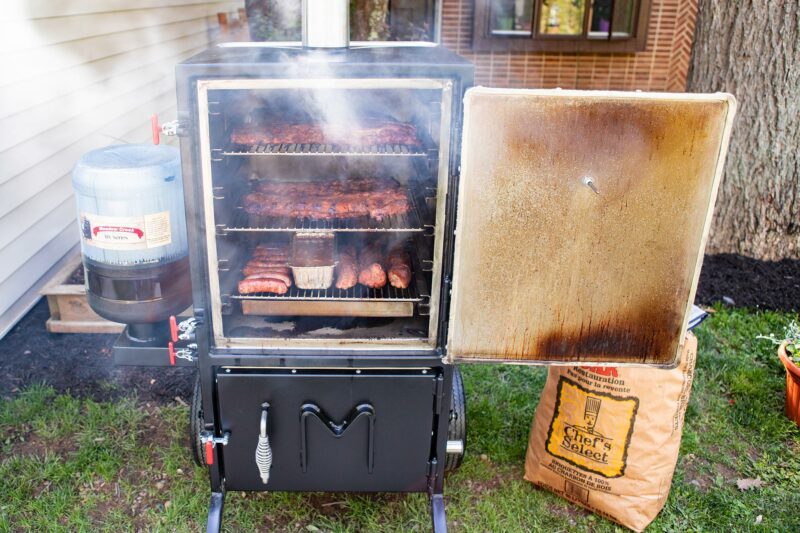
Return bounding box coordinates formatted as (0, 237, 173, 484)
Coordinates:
(269, 49, 386, 147)
(271, 0, 302, 35)
(246, 0, 301, 41)
(274, 0, 301, 34)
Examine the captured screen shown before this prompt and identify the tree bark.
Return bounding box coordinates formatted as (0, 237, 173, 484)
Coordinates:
(688, 1, 800, 260)
(351, 0, 390, 41)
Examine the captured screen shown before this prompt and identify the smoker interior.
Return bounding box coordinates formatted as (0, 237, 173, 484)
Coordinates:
(203, 85, 448, 347)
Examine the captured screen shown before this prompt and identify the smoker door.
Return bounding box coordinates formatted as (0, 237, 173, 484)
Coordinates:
(446, 88, 735, 366)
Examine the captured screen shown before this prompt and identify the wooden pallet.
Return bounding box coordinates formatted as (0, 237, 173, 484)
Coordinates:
(40, 254, 124, 334)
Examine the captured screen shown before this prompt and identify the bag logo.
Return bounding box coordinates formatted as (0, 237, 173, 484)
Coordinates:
(545, 377, 638, 478)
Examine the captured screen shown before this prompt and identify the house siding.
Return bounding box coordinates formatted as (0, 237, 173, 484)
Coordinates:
(0, 0, 699, 336)
(0, 1, 241, 338)
(441, 0, 698, 91)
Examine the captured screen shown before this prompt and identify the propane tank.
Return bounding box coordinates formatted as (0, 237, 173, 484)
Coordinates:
(72, 144, 191, 341)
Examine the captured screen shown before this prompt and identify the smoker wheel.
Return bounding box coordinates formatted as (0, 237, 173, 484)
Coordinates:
(190, 374, 205, 467)
(445, 366, 466, 472)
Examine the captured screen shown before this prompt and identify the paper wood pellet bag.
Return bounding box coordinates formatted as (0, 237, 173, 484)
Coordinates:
(524, 333, 697, 531)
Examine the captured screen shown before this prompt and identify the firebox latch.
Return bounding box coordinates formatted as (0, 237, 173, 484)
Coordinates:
(200, 431, 230, 466)
(167, 316, 200, 365)
(167, 342, 197, 366)
(160, 120, 181, 137)
(170, 315, 200, 342)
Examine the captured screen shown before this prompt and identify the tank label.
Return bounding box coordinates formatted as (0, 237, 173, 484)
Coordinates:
(80, 212, 172, 250)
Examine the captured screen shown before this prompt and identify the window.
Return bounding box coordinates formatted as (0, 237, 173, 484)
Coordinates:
(245, 0, 437, 42)
(473, 0, 651, 53)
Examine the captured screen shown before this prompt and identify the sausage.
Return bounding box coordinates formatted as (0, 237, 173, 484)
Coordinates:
(245, 266, 291, 274)
(238, 277, 288, 295)
(244, 271, 293, 287)
(252, 249, 288, 258)
(246, 259, 289, 268)
(243, 265, 291, 277)
(252, 250, 288, 258)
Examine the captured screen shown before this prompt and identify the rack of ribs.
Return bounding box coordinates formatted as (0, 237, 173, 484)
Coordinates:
(230, 119, 421, 147)
(242, 177, 410, 222)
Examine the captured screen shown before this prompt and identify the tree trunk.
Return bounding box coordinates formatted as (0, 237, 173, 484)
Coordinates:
(351, 0, 390, 41)
(688, 1, 799, 260)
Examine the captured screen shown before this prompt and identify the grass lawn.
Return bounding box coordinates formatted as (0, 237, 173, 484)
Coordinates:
(1, 306, 799, 532)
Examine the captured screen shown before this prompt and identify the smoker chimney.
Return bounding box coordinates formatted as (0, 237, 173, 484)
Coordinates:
(302, 0, 350, 49)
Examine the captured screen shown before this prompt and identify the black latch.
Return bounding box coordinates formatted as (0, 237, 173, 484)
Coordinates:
(427, 457, 439, 492)
(433, 375, 444, 414)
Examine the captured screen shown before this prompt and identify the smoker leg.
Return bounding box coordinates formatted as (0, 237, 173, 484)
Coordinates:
(430, 493, 447, 533)
(206, 491, 225, 533)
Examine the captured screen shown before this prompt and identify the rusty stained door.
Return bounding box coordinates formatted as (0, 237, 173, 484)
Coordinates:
(446, 88, 735, 366)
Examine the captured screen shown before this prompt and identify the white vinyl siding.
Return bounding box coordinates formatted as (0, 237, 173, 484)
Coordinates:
(0, 0, 242, 338)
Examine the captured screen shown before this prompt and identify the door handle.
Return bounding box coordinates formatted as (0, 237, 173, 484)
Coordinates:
(255, 402, 273, 485)
(299, 402, 375, 473)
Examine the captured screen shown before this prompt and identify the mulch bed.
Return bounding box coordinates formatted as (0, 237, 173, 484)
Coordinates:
(1, 253, 797, 402)
(694, 254, 799, 312)
(0, 301, 194, 402)
(65, 265, 85, 285)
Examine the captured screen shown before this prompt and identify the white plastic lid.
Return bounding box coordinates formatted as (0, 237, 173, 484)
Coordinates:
(72, 144, 181, 194)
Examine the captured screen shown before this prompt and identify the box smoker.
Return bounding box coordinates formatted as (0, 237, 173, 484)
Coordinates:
(70, 2, 736, 531)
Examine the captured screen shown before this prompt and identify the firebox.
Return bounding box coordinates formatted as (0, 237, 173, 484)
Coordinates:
(104, 6, 736, 531)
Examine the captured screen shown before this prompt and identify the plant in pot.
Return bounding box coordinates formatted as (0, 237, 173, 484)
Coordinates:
(759, 321, 800, 426)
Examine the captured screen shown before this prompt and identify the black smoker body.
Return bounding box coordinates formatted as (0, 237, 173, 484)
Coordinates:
(114, 43, 475, 532)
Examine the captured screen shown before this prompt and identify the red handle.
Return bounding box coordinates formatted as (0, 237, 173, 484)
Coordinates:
(151, 113, 160, 145)
(205, 440, 215, 465)
(168, 341, 176, 366)
(169, 315, 178, 343)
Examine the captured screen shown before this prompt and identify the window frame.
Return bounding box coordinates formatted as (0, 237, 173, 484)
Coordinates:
(472, 0, 652, 53)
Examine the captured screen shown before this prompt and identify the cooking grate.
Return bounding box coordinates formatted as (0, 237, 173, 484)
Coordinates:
(231, 281, 421, 302)
(223, 142, 428, 157)
(222, 190, 427, 233)
(228, 245, 429, 317)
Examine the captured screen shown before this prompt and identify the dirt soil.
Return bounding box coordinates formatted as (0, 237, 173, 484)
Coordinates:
(0, 300, 193, 402)
(65, 265, 84, 285)
(694, 254, 800, 311)
(0, 253, 797, 403)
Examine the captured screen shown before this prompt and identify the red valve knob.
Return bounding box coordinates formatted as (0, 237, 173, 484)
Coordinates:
(169, 315, 178, 343)
(205, 440, 215, 465)
(168, 341, 176, 366)
(151, 113, 160, 145)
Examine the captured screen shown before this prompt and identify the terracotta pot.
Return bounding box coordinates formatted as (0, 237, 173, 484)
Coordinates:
(779, 343, 800, 426)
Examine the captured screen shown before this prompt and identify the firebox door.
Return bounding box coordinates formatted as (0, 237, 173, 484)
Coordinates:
(216, 369, 439, 492)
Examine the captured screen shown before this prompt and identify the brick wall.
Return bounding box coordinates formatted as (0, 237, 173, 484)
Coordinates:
(441, 0, 698, 91)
